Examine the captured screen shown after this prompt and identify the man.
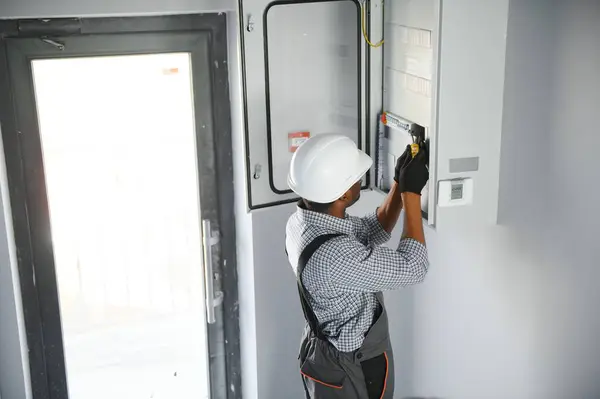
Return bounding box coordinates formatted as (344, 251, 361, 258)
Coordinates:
(285, 133, 429, 398)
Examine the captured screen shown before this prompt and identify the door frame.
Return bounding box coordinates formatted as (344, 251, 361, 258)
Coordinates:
(0, 14, 241, 399)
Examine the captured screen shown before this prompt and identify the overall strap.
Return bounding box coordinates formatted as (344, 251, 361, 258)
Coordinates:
(296, 233, 343, 340)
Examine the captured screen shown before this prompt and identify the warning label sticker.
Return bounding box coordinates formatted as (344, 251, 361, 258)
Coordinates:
(288, 131, 310, 153)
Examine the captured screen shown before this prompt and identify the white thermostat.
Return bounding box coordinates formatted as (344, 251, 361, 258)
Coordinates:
(437, 178, 473, 207)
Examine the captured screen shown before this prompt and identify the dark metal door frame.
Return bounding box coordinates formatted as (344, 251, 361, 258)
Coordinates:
(0, 14, 241, 399)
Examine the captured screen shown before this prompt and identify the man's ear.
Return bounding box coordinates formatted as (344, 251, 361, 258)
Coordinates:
(339, 189, 351, 203)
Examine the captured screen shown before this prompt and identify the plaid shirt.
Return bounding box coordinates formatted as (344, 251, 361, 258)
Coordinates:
(285, 202, 429, 352)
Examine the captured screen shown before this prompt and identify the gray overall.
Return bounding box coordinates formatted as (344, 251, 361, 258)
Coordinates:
(296, 234, 395, 398)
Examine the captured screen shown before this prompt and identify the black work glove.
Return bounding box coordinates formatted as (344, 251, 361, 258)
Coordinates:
(394, 145, 412, 183)
(397, 145, 429, 195)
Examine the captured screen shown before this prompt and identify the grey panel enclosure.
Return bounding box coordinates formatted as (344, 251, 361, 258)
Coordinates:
(244, 0, 507, 226)
(380, 0, 441, 225)
(380, 0, 509, 228)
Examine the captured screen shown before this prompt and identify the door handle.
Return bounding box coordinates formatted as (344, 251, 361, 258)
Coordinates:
(202, 219, 224, 324)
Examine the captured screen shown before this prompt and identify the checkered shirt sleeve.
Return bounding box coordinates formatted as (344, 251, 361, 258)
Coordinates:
(349, 210, 392, 247)
(326, 234, 429, 293)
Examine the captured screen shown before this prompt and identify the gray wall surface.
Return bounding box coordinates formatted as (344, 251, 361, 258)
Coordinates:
(0, 129, 31, 399)
(408, 0, 600, 398)
(227, 10, 259, 399)
(0, 0, 234, 19)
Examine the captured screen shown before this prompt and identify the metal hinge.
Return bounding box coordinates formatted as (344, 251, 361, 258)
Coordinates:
(40, 38, 65, 50)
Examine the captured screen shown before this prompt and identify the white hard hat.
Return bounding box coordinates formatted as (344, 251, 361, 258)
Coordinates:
(287, 133, 372, 203)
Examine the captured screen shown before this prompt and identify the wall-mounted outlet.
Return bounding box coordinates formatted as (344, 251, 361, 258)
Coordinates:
(438, 178, 473, 207)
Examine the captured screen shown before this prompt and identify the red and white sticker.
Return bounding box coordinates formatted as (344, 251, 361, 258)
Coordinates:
(288, 131, 310, 153)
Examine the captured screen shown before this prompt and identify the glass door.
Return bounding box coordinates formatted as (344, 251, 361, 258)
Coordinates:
(0, 15, 238, 399)
(32, 53, 210, 399)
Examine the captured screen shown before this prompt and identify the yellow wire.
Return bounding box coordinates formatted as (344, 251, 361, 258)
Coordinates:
(361, 2, 384, 48)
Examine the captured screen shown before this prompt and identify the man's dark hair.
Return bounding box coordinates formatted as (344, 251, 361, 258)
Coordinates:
(303, 199, 334, 213)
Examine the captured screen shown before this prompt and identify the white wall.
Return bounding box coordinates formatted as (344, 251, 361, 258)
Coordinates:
(408, 0, 600, 398)
(0, 0, 234, 19)
(226, 10, 259, 399)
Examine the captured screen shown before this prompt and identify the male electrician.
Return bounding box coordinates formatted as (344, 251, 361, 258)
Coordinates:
(285, 133, 430, 399)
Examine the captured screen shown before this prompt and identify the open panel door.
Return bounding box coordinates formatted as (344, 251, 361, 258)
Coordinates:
(239, 0, 383, 210)
(375, 0, 441, 226)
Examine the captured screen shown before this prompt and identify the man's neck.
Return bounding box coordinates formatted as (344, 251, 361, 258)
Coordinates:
(300, 199, 346, 219)
(327, 207, 346, 219)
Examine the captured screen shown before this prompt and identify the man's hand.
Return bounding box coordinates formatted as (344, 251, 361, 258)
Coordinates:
(393, 145, 411, 183)
(396, 145, 429, 195)
(378, 146, 413, 234)
(380, 143, 429, 237)
(396, 144, 428, 244)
